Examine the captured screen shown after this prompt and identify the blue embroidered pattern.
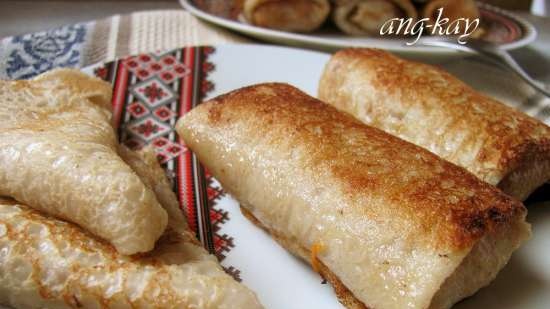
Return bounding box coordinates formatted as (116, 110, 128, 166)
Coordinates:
(2, 24, 87, 79)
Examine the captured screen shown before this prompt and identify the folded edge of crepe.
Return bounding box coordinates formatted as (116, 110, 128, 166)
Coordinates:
(118, 145, 189, 233)
(176, 83, 530, 309)
(0, 146, 264, 309)
(243, 0, 331, 32)
(318, 48, 550, 201)
(332, 0, 418, 36)
(0, 69, 168, 255)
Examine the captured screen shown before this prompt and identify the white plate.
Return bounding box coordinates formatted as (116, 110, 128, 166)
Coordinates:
(180, 1, 537, 55)
(3, 45, 544, 309)
(197, 45, 550, 309)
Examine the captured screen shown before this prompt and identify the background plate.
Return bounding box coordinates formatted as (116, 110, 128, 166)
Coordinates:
(180, 0, 537, 55)
(77, 45, 550, 309)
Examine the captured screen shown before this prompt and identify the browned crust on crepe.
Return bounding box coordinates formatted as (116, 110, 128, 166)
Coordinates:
(240, 206, 369, 309)
(189, 83, 525, 251)
(319, 48, 550, 200)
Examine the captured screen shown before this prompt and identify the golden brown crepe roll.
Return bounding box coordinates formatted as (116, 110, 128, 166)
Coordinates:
(0, 199, 263, 309)
(176, 83, 530, 309)
(0, 69, 168, 255)
(421, 0, 480, 33)
(318, 49, 550, 201)
(243, 0, 330, 32)
(332, 0, 417, 36)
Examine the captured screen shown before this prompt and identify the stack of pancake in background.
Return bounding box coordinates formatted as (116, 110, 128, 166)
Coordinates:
(242, 0, 480, 36)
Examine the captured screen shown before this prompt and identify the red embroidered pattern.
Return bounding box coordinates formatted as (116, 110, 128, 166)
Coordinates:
(94, 47, 238, 280)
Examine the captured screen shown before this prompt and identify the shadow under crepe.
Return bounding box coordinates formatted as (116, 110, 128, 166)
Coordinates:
(454, 256, 545, 309)
(525, 183, 550, 205)
(455, 197, 550, 309)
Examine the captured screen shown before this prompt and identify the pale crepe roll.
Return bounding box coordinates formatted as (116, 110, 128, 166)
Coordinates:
(0, 198, 263, 309)
(318, 49, 550, 201)
(421, 0, 480, 32)
(0, 69, 168, 255)
(243, 0, 330, 32)
(177, 83, 530, 309)
(332, 0, 417, 36)
(0, 148, 263, 309)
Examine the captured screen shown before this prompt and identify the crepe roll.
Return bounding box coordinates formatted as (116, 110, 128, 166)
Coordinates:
(177, 83, 529, 309)
(243, 0, 330, 32)
(318, 49, 550, 201)
(332, 0, 417, 36)
(0, 197, 263, 309)
(0, 69, 168, 255)
(421, 0, 480, 32)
